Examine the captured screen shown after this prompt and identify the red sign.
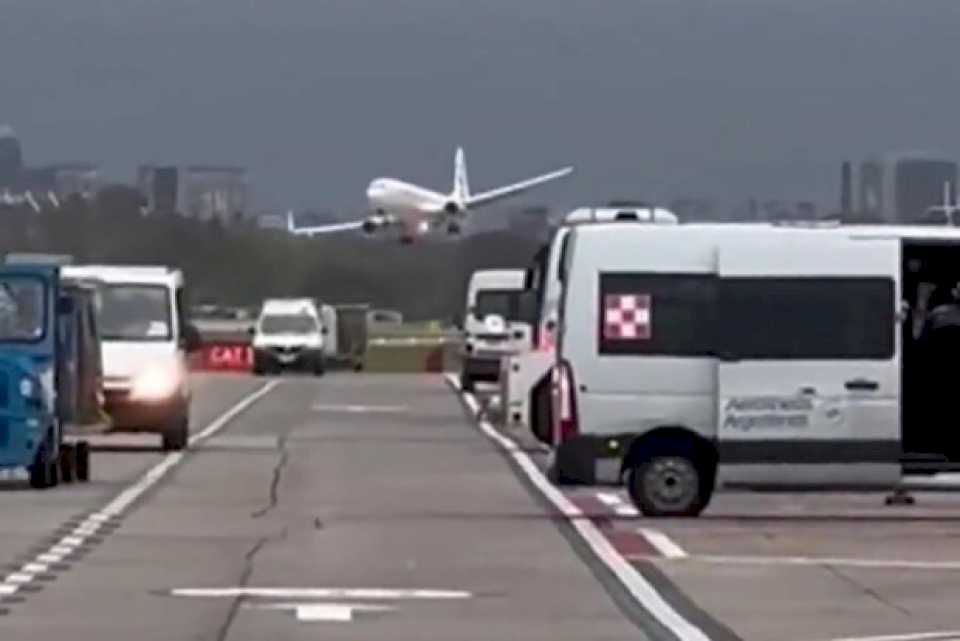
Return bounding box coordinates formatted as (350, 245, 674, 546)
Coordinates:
(195, 343, 254, 372)
(603, 294, 652, 341)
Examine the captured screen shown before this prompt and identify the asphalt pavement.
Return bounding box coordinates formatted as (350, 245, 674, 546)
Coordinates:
(0, 373, 651, 641)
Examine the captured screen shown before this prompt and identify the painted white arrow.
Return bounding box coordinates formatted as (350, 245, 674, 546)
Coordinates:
(249, 601, 395, 622)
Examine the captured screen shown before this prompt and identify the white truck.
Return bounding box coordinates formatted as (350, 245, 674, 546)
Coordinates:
(62, 265, 199, 451)
(499, 207, 679, 440)
(553, 221, 960, 516)
(252, 298, 326, 375)
(460, 269, 530, 392)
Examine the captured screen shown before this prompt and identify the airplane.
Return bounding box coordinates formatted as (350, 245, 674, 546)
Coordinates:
(288, 147, 573, 243)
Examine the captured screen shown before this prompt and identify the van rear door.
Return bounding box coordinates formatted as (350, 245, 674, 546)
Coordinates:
(716, 234, 901, 488)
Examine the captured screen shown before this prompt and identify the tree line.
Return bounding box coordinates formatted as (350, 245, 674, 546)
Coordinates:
(0, 187, 544, 321)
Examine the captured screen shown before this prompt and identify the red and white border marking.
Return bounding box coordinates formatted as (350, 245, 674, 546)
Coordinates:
(445, 373, 712, 641)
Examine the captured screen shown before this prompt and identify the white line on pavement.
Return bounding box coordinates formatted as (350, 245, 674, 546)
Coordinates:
(638, 529, 688, 559)
(648, 553, 960, 571)
(0, 380, 279, 597)
(173, 587, 472, 600)
(444, 373, 712, 641)
(596, 492, 623, 506)
(825, 631, 960, 641)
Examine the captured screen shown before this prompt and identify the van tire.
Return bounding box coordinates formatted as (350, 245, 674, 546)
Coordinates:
(313, 357, 326, 377)
(627, 451, 708, 517)
(460, 373, 475, 393)
(162, 416, 189, 451)
(75, 442, 91, 482)
(60, 445, 76, 484)
(29, 435, 58, 489)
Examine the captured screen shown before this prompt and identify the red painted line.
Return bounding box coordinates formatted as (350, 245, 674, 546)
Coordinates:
(566, 492, 661, 558)
(605, 530, 660, 558)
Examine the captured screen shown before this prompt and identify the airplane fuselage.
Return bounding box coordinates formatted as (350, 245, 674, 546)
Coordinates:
(366, 178, 456, 237)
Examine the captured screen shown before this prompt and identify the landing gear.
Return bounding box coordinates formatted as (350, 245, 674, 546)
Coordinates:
(447, 221, 462, 235)
(400, 235, 415, 245)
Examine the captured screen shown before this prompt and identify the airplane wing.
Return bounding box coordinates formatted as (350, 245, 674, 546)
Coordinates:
(287, 211, 365, 236)
(465, 166, 573, 209)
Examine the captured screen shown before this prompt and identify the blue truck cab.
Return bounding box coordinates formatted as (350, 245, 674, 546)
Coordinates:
(0, 260, 92, 488)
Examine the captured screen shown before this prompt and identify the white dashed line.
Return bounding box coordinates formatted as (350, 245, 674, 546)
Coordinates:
(445, 373, 712, 641)
(0, 380, 278, 598)
(637, 529, 688, 559)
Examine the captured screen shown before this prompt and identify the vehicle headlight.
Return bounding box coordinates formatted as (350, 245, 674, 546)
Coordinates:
(130, 362, 183, 401)
(19, 377, 35, 398)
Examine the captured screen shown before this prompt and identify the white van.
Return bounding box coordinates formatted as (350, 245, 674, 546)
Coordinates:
(62, 265, 199, 451)
(460, 269, 528, 392)
(500, 208, 680, 439)
(554, 222, 960, 516)
(252, 298, 326, 375)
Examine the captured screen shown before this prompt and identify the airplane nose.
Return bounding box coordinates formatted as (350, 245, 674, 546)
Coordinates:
(366, 184, 383, 202)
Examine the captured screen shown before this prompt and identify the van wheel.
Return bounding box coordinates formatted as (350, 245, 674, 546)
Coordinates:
(460, 373, 475, 393)
(75, 442, 91, 482)
(29, 437, 57, 489)
(162, 416, 189, 451)
(313, 358, 326, 377)
(627, 453, 707, 517)
(59, 445, 76, 484)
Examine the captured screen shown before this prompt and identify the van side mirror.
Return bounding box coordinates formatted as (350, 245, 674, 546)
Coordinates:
(247, 325, 256, 337)
(182, 323, 202, 353)
(321, 326, 329, 336)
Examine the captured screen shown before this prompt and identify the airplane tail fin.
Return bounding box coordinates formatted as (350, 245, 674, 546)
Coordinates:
(453, 147, 470, 203)
(286, 210, 296, 233)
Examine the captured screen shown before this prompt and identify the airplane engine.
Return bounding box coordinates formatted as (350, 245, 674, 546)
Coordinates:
(361, 213, 389, 234)
(443, 201, 461, 215)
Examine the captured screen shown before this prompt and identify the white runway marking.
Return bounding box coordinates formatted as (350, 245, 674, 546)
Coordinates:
(0, 380, 278, 597)
(638, 529, 688, 559)
(825, 631, 960, 641)
(595, 491, 640, 517)
(650, 553, 960, 571)
(311, 404, 409, 413)
(445, 373, 712, 641)
(172, 587, 472, 600)
(250, 602, 395, 623)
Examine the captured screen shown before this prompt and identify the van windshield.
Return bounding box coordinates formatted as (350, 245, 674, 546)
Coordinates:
(98, 285, 172, 341)
(475, 290, 523, 322)
(260, 314, 318, 335)
(0, 277, 46, 342)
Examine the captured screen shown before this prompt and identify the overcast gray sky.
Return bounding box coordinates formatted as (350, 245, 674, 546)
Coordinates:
(2, 0, 960, 213)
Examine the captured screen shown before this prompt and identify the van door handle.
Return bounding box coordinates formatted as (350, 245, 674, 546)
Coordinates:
(845, 379, 879, 391)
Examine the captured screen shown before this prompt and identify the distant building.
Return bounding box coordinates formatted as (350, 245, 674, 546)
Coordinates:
(20, 163, 101, 199)
(184, 165, 248, 222)
(860, 152, 958, 223)
(0, 126, 23, 189)
(138, 165, 180, 214)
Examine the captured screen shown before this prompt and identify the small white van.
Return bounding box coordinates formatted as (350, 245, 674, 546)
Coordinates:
(62, 265, 199, 451)
(460, 269, 528, 392)
(554, 222, 960, 516)
(252, 298, 326, 375)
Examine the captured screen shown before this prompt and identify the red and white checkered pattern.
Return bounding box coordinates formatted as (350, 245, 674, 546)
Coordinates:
(603, 294, 651, 341)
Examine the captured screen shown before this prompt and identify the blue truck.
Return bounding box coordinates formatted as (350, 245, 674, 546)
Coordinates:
(0, 257, 101, 488)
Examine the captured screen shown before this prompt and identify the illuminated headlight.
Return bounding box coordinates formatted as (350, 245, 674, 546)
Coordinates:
(19, 378, 36, 398)
(130, 362, 183, 401)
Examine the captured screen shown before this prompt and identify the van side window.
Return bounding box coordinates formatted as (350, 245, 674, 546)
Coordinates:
(720, 277, 894, 360)
(598, 273, 716, 356)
